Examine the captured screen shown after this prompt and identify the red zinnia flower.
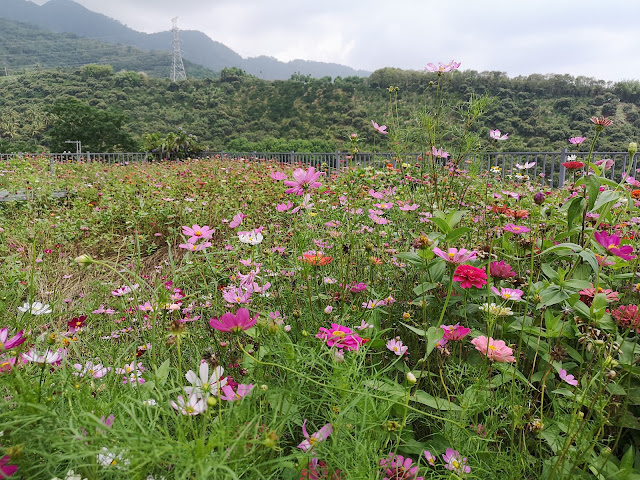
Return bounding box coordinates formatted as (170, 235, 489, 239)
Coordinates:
(453, 264, 487, 289)
(562, 161, 585, 170)
(591, 116, 614, 128)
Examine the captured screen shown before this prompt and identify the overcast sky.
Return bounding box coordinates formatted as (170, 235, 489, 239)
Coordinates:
(33, 0, 640, 81)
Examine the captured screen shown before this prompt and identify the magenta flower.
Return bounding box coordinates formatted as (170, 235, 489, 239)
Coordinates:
(470, 336, 515, 363)
(453, 265, 487, 289)
(386, 338, 408, 356)
(433, 247, 477, 264)
(171, 393, 207, 415)
(569, 136, 587, 145)
(490, 260, 516, 279)
(441, 323, 471, 341)
(283, 167, 324, 196)
(442, 448, 471, 475)
(276, 201, 294, 212)
(593, 231, 636, 261)
(219, 383, 254, 401)
(425, 60, 461, 73)
(371, 120, 388, 134)
(558, 368, 578, 386)
(491, 286, 524, 301)
(182, 224, 214, 240)
(503, 223, 530, 234)
(297, 420, 333, 451)
(316, 324, 364, 351)
(490, 129, 509, 141)
(0, 328, 25, 351)
(209, 308, 259, 333)
(0, 456, 18, 478)
(380, 453, 424, 480)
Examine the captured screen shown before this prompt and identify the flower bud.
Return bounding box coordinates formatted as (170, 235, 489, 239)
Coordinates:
(606, 370, 617, 380)
(74, 254, 93, 268)
(406, 372, 417, 385)
(206, 396, 217, 407)
(324, 305, 333, 314)
(629, 142, 638, 157)
(533, 192, 545, 205)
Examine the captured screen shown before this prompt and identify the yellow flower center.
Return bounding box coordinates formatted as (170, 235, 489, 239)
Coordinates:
(607, 243, 617, 250)
(488, 345, 498, 351)
(504, 293, 511, 298)
(195, 230, 201, 236)
(186, 406, 194, 414)
(452, 459, 460, 469)
(332, 331, 346, 338)
(448, 252, 455, 258)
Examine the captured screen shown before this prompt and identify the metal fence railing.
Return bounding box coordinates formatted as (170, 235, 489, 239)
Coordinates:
(2, 150, 638, 188)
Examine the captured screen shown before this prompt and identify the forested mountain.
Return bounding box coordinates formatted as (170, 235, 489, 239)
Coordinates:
(0, 18, 217, 78)
(1, 0, 370, 80)
(1, 65, 640, 154)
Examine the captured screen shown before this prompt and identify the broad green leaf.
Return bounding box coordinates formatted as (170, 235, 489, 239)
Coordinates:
(400, 321, 427, 337)
(567, 196, 586, 230)
(583, 174, 601, 210)
(411, 390, 462, 410)
(430, 216, 451, 234)
(155, 359, 170, 387)
(396, 252, 425, 268)
(413, 282, 437, 297)
(539, 285, 569, 307)
(591, 190, 620, 212)
(445, 226, 472, 244)
(425, 326, 444, 358)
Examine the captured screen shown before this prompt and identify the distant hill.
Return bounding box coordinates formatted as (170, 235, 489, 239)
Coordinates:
(0, 17, 217, 78)
(0, 0, 371, 80)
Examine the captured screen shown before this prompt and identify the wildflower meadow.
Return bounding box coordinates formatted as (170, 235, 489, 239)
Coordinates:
(1, 62, 640, 480)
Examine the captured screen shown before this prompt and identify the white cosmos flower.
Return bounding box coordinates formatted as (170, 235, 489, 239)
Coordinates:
(184, 362, 227, 397)
(22, 348, 66, 364)
(238, 230, 264, 245)
(18, 301, 52, 315)
(97, 447, 130, 468)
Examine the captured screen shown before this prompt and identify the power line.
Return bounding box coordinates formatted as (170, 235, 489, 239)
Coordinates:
(171, 17, 187, 82)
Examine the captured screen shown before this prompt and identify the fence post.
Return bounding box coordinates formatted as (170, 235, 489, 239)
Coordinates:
(558, 148, 567, 188)
(49, 154, 54, 176)
(290, 151, 295, 165)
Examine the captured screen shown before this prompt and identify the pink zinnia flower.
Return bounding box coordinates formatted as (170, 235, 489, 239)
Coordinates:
(380, 453, 424, 480)
(593, 231, 636, 261)
(558, 368, 578, 386)
(219, 383, 254, 401)
(503, 223, 530, 234)
(372, 120, 388, 134)
(610, 304, 640, 333)
(283, 167, 324, 196)
(171, 393, 207, 415)
(490, 129, 508, 141)
(470, 336, 515, 363)
(386, 338, 408, 356)
(316, 324, 364, 351)
(0, 327, 25, 351)
(490, 260, 516, 279)
(209, 308, 259, 333)
(425, 60, 460, 73)
(297, 420, 333, 451)
(182, 224, 214, 240)
(441, 323, 471, 341)
(432, 247, 477, 264)
(491, 286, 524, 301)
(453, 265, 487, 289)
(569, 137, 586, 144)
(442, 448, 471, 474)
(578, 286, 619, 306)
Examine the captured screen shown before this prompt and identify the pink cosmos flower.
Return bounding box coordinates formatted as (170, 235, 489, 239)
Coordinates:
(0, 456, 18, 478)
(229, 212, 246, 229)
(593, 231, 636, 261)
(432, 247, 477, 264)
(398, 203, 420, 211)
(111, 284, 139, 297)
(0, 355, 25, 373)
(503, 223, 530, 234)
(372, 120, 388, 134)
(569, 137, 586, 144)
(22, 348, 66, 365)
(431, 146, 450, 159)
(316, 324, 364, 351)
(380, 453, 424, 480)
(558, 368, 578, 386)
(222, 285, 253, 304)
(0, 327, 25, 351)
(470, 336, 515, 363)
(171, 393, 207, 415)
(283, 167, 324, 196)
(297, 420, 333, 452)
(441, 323, 471, 341)
(73, 361, 109, 378)
(453, 265, 487, 289)
(270, 171, 288, 181)
(490, 260, 516, 279)
(423, 451, 437, 466)
(386, 338, 408, 356)
(593, 158, 614, 171)
(219, 383, 254, 401)
(276, 201, 294, 212)
(515, 162, 535, 170)
(490, 129, 508, 141)
(182, 224, 214, 240)
(490, 286, 524, 301)
(442, 448, 471, 474)
(209, 308, 259, 333)
(425, 60, 461, 73)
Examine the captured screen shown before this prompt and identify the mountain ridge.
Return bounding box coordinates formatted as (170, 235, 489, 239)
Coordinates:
(1, 0, 371, 79)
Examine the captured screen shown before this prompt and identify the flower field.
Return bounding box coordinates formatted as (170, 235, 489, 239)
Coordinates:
(0, 132, 639, 479)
